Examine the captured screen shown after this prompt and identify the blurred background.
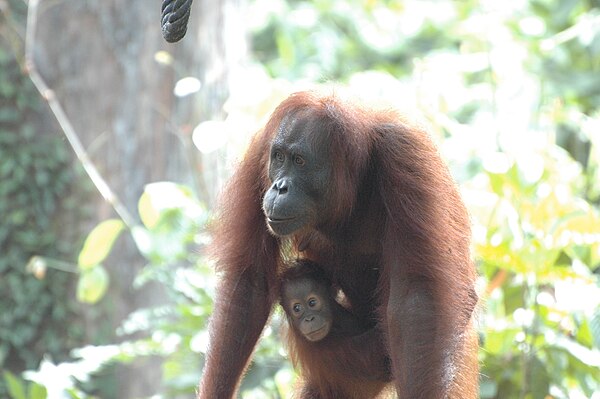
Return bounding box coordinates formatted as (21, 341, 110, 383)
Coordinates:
(1, 0, 599, 398)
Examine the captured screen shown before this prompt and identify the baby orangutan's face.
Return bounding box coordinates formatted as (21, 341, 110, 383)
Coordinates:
(283, 278, 333, 342)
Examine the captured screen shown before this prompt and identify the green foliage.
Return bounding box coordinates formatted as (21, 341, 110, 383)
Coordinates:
(251, 0, 459, 80)
(3, 371, 47, 399)
(17, 184, 213, 397)
(34, 182, 292, 398)
(10, 0, 600, 398)
(77, 220, 125, 270)
(0, 44, 87, 394)
(472, 150, 600, 398)
(76, 219, 124, 304)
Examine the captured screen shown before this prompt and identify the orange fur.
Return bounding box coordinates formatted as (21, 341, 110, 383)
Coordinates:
(198, 91, 479, 399)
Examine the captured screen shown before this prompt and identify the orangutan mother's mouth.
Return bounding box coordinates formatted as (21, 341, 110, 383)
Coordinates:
(267, 217, 295, 223)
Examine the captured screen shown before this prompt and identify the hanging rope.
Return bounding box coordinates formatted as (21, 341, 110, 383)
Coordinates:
(161, 0, 194, 43)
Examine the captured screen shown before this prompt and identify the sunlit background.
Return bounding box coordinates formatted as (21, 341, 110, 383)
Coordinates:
(0, 0, 599, 398)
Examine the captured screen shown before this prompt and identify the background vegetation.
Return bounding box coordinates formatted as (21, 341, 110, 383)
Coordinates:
(0, 43, 90, 393)
(1, 0, 599, 398)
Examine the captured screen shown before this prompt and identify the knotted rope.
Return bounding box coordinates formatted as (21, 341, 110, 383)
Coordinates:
(161, 0, 193, 43)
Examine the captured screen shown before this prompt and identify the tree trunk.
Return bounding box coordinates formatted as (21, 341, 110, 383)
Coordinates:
(31, 0, 246, 397)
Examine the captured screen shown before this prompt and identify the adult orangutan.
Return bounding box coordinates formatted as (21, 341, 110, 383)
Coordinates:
(280, 259, 392, 398)
(199, 90, 479, 399)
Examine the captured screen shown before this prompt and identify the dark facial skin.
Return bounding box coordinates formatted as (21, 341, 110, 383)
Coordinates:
(282, 277, 333, 342)
(262, 114, 332, 236)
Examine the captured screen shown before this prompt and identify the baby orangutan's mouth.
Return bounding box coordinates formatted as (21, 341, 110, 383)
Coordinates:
(306, 326, 328, 342)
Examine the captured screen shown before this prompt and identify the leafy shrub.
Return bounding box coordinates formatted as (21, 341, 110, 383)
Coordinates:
(0, 46, 88, 392)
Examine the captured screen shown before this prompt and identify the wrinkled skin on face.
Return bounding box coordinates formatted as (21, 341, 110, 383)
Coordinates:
(262, 114, 332, 236)
(282, 277, 333, 342)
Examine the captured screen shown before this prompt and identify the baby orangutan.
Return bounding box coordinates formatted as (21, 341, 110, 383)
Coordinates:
(280, 260, 392, 399)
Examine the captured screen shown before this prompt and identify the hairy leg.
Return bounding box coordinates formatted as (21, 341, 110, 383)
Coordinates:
(197, 269, 273, 398)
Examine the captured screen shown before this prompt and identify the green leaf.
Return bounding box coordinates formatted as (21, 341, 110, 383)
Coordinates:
(78, 219, 125, 270)
(77, 265, 109, 304)
(591, 308, 600, 349)
(131, 225, 153, 259)
(29, 382, 47, 399)
(483, 328, 520, 355)
(487, 172, 504, 196)
(529, 356, 550, 399)
(4, 371, 27, 399)
(575, 319, 594, 348)
(504, 284, 525, 315)
(276, 30, 295, 67)
(553, 251, 572, 267)
(138, 191, 160, 229)
(552, 335, 600, 367)
(555, 210, 600, 237)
